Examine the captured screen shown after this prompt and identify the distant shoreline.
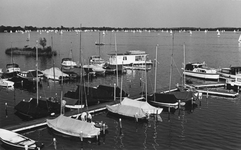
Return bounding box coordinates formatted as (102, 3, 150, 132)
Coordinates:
(1, 25, 241, 33)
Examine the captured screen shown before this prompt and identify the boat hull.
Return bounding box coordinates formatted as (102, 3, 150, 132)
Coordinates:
(183, 71, 219, 80)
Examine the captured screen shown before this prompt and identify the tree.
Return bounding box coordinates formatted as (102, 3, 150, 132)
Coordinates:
(39, 37, 47, 49)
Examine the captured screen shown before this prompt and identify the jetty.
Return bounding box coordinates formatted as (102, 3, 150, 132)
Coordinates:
(185, 83, 239, 98)
(4, 100, 120, 132)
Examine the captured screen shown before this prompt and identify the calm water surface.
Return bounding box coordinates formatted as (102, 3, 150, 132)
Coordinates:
(0, 31, 241, 150)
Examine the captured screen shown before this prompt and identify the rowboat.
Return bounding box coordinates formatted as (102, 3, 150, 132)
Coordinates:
(0, 128, 44, 149)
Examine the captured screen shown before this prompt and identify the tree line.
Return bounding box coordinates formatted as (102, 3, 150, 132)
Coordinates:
(0, 25, 240, 33)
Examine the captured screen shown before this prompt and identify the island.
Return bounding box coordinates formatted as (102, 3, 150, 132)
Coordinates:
(5, 37, 57, 57)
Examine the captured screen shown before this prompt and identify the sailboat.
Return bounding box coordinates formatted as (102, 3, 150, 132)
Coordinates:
(238, 34, 241, 43)
(106, 50, 163, 121)
(47, 26, 107, 140)
(14, 42, 66, 119)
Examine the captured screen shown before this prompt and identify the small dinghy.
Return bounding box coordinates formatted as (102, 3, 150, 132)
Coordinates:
(0, 128, 44, 149)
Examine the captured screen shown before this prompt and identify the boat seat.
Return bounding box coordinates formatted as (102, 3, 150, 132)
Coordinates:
(13, 138, 30, 144)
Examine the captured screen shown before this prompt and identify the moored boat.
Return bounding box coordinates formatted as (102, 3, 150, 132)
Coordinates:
(17, 70, 44, 82)
(0, 78, 14, 88)
(183, 62, 219, 80)
(0, 128, 44, 150)
(106, 97, 163, 120)
(46, 115, 101, 138)
(217, 66, 241, 80)
(6, 63, 21, 73)
(42, 67, 69, 81)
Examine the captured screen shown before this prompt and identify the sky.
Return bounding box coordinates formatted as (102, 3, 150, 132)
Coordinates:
(1, 0, 241, 28)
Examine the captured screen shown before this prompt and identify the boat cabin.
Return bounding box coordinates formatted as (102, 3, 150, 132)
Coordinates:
(108, 50, 152, 66)
(89, 55, 105, 65)
(6, 63, 21, 73)
(221, 66, 241, 75)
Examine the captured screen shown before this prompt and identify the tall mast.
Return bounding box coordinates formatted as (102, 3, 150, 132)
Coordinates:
(36, 41, 39, 105)
(169, 32, 174, 91)
(145, 55, 148, 101)
(154, 44, 158, 101)
(115, 33, 118, 87)
(183, 44, 186, 88)
(154, 44, 158, 94)
(78, 24, 83, 113)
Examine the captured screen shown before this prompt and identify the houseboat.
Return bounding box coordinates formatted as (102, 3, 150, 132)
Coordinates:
(107, 50, 152, 66)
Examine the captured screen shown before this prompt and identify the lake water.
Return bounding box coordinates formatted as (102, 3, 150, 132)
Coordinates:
(0, 30, 241, 150)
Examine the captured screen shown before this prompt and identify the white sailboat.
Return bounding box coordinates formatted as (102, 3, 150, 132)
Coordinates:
(238, 34, 241, 43)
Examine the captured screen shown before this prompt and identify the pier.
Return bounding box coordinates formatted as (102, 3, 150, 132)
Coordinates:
(4, 100, 120, 132)
(185, 83, 239, 98)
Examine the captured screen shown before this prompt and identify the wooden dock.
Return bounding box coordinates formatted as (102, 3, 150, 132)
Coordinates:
(4, 100, 120, 132)
(185, 84, 239, 98)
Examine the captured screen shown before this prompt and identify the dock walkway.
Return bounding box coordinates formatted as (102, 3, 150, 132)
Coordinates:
(185, 83, 239, 98)
(4, 100, 120, 132)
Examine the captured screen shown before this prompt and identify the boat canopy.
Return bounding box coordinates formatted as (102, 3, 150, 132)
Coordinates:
(106, 104, 147, 119)
(148, 93, 178, 103)
(42, 67, 69, 77)
(120, 97, 163, 114)
(47, 115, 100, 138)
(6, 63, 19, 68)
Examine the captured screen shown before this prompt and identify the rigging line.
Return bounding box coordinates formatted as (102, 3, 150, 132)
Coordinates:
(171, 57, 183, 77)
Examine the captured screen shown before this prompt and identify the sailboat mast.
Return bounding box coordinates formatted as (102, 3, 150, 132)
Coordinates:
(115, 33, 118, 87)
(78, 24, 83, 113)
(36, 41, 39, 105)
(145, 55, 148, 101)
(154, 45, 158, 94)
(98, 32, 101, 57)
(169, 32, 174, 91)
(183, 44, 186, 88)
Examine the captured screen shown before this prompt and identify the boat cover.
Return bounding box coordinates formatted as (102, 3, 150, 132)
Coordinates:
(106, 97, 163, 118)
(121, 97, 163, 114)
(47, 115, 100, 138)
(42, 67, 69, 78)
(148, 93, 178, 103)
(169, 91, 194, 102)
(106, 104, 147, 119)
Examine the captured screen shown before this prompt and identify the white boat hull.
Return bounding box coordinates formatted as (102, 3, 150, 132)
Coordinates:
(0, 128, 41, 150)
(183, 71, 219, 80)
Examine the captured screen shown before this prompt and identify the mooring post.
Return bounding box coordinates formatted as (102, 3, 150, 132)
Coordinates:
(114, 83, 116, 101)
(168, 106, 170, 121)
(119, 118, 122, 135)
(5, 103, 8, 117)
(24, 145, 28, 150)
(53, 138, 57, 150)
(80, 131, 83, 148)
(135, 113, 138, 122)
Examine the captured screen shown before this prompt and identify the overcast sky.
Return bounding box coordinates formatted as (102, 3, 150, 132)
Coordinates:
(1, 0, 241, 28)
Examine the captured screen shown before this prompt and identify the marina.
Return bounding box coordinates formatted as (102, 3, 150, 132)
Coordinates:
(0, 30, 241, 150)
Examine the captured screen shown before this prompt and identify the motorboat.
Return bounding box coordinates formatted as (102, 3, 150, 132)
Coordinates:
(0, 78, 14, 88)
(0, 128, 44, 149)
(183, 62, 219, 80)
(6, 63, 21, 73)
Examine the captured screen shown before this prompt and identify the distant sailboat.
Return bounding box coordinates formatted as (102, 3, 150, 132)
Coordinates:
(238, 34, 241, 43)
